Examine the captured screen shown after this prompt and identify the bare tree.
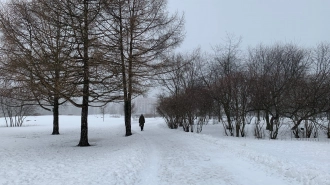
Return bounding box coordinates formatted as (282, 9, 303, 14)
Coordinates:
(102, 0, 184, 136)
(157, 50, 205, 130)
(157, 94, 181, 129)
(202, 35, 243, 136)
(288, 43, 330, 138)
(0, 82, 35, 127)
(157, 51, 197, 128)
(52, 0, 124, 146)
(0, 0, 122, 146)
(0, 0, 78, 134)
(248, 44, 311, 139)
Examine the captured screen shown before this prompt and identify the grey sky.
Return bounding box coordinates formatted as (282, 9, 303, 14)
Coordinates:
(0, 0, 328, 51)
(167, 0, 330, 52)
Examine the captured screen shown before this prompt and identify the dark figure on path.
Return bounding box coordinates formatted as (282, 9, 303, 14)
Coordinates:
(139, 114, 145, 131)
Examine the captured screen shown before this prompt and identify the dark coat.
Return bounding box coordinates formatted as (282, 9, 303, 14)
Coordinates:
(139, 114, 145, 126)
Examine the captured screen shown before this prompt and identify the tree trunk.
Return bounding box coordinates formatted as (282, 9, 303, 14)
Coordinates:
(328, 120, 330, 138)
(223, 105, 233, 136)
(124, 100, 132, 136)
(217, 102, 221, 122)
(78, 100, 90, 146)
(265, 111, 270, 130)
(117, 3, 132, 137)
(270, 114, 279, 139)
(293, 119, 303, 138)
(52, 61, 60, 135)
(78, 60, 90, 145)
(269, 115, 275, 132)
(126, 6, 135, 136)
(52, 96, 60, 135)
(236, 123, 240, 137)
(241, 123, 246, 137)
(257, 110, 260, 122)
(190, 116, 194, 132)
(78, 0, 90, 146)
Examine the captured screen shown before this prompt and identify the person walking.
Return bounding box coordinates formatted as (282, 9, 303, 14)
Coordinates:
(139, 114, 145, 131)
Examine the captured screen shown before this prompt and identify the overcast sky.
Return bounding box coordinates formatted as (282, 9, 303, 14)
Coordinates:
(167, 0, 330, 52)
(1, 0, 328, 52)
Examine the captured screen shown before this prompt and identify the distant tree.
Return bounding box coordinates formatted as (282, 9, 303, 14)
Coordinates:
(100, 105, 108, 122)
(315, 43, 330, 139)
(288, 43, 330, 138)
(188, 87, 213, 133)
(248, 44, 310, 139)
(157, 51, 197, 128)
(157, 95, 180, 129)
(0, 82, 35, 127)
(230, 71, 250, 137)
(202, 35, 243, 136)
(157, 50, 213, 133)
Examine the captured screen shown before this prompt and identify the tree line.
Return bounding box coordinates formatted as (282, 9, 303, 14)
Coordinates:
(0, 0, 184, 146)
(157, 36, 330, 139)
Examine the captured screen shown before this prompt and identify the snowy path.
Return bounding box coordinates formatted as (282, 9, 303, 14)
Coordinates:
(0, 116, 328, 185)
(132, 119, 300, 185)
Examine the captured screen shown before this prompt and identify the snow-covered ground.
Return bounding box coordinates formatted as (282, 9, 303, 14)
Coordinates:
(0, 115, 329, 185)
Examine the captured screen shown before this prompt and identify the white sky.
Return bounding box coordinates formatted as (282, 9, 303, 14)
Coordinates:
(167, 0, 330, 52)
(1, 0, 328, 52)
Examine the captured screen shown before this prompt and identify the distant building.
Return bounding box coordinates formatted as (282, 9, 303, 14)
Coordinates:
(133, 97, 157, 116)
